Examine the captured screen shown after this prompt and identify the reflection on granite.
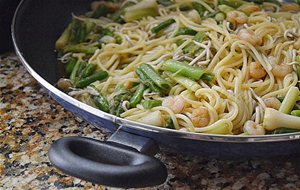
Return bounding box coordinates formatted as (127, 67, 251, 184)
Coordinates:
(1, 54, 300, 190)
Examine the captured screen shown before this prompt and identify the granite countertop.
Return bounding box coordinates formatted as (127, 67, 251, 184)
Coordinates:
(1, 54, 300, 190)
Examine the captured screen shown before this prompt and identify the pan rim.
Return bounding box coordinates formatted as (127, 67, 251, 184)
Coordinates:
(11, 0, 300, 143)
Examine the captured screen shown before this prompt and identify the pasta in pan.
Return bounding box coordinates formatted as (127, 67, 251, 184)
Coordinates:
(56, 0, 300, 135)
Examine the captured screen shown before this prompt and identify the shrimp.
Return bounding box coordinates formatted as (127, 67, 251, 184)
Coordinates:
(191, 107, 210, 128)
(271, 64, 293, 78)
(264, 97, 281, 110)
(280, 3, 300, 12)
(162, 95, 186, 114)
(243, 120, 265, 135)
(238, 29, 262, 47)
(249, 62, 267, 79)
(227, 11, 248, 26)
(238, 4, 261, 15)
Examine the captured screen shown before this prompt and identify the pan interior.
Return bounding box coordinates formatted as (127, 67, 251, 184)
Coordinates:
(13, 0, 94, 84)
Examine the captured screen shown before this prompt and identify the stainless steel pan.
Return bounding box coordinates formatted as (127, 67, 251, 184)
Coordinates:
(12, 0, 300, 188)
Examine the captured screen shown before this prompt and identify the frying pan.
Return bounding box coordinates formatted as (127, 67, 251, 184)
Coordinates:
(12, 0, 300, 188)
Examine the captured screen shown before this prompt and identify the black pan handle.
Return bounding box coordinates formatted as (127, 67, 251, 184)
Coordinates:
(48, 136, 167, 188)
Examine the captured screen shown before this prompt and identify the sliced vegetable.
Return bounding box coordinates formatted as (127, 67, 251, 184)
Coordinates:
(135, 68, 162, 94)
(70, 61, 84, 82)
(124, 0, 159, 22)
(93, 94, 110, 113)
(165, 117, 175, 129)
(139, 63, 172, 91)
(264, 108, 300, 130)
(183, 31, 206, 55)
(76, 61, 87, 78)
(274, 127, 300, 134)
(75, 71, 108, 88)
(65, 57, 78, 75)
(82, 64, 97, 78)
(63, 44, 98, 54)
(165, 72, 201, 92)
(109, 2, 134, 23)
(130, 83, 146, 108)
(69, 19, 88, 44)
(142, 100, 162, 109)
(201, 73, 215, 82)
(291, 110, 300, 117)
(111, 88, 132, 116)
(55, 24, 71, 50)
(175, 27, 197, 36)
(151, 19, 175, 34)
(162, 60, 205, 80)
(279, 87, 300, 114)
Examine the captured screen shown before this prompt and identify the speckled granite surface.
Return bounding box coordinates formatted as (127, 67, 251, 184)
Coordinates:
(1, 54, 300, 190)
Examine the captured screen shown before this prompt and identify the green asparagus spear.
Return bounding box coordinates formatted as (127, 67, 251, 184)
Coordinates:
(93, 94, 110, 113)
(70, 61, 85, 82)
(63, 44, 98, 54)
(151, 19, 175, 34)
(139, 63, 172, 91)
(162, 60, 205, 80)
(111, 89, 132, 116)
(82, 64, 97, 78)
(135, 68, 162, 94)
(65, 57, 78, 75)
(165, 71, 201, 92)
(130, 83, 146, 108)
(76, 61, 87, 78)
(69, 19, 88, 44)
(75, 71, 108, 88)
(142, 100, 162, 109)
(175, 27, 197, 36)
(201, 73, 215, 82)
(183, 31, 206, 55)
